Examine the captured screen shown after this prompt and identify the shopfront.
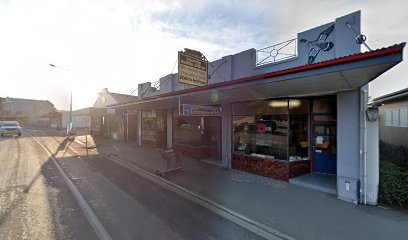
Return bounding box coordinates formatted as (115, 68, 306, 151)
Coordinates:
(173, 107, 222, 163)
(231, 97, 337, 181)
(141, 109, 167, 149)
(111, 11, 405, 203)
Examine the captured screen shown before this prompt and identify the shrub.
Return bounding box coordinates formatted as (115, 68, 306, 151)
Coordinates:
(378, 160, 408, 207)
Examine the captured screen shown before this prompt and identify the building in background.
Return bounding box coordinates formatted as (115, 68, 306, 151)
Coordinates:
(372, 87, 408, 149)
(111, 11, 405, 205)
(72, 88, 138, 139)
(0, 97, 56, 127)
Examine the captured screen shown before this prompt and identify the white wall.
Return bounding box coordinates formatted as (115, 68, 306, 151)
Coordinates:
(73, 115, 91, 128)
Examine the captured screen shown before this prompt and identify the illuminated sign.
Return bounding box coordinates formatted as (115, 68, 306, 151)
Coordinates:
(178, 51, 208, 86)
(181, 104, 221, 116)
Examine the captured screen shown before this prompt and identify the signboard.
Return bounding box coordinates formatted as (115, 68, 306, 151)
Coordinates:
(181, 104, 221, 116)
(178, 52, 208, 86)
(107, 108, 115, 114)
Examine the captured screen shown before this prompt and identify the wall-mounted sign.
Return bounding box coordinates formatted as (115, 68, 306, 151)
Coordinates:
(299, 24, 335, 64)
(107, 108, 115, 114)
(178, 51, 208, 86)
(181, 104, 221, 116)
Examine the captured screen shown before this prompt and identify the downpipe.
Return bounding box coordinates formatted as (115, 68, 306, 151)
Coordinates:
(360, 88, 368, 204)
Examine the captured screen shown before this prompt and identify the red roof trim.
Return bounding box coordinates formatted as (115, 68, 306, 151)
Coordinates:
(118, 43, 406, 106)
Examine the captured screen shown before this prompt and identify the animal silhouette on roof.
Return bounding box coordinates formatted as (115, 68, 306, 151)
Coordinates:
(300, 24, 335, 64)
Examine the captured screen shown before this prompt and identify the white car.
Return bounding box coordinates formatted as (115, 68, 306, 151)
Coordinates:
(0, 121, 22, 136)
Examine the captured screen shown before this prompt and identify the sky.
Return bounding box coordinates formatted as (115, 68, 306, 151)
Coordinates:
(0, 0, 407, 110)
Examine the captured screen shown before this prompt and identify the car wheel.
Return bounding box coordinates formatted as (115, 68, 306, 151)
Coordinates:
(17, 133, 21, 137)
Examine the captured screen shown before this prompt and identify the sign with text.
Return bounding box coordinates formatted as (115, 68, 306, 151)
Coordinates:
(181, 104, 221, 116)
(178, 52, 208, 86)
(107, 108, 115, 114)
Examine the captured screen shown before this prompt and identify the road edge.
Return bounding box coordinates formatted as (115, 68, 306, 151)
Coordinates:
(31, 135, 113, 240)
(73, 139, 295, 240)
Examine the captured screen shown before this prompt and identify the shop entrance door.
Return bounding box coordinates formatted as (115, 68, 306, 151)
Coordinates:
(203, 117, 222, 161)
(313, 124, 337, 174)
(156, 110, 167, 149)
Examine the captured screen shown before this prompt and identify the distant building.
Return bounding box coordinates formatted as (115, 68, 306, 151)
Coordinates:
(72, 88, 137, 139)
(372, 87, 408, 149)
(0, 97, 56, 127)
(93, 88, 137, 108)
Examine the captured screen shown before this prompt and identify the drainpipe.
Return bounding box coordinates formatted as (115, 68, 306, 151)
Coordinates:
(361, 88, 368, 204)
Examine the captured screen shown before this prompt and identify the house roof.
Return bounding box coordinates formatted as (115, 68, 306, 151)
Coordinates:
(109, 92, 138, 103)
(111, 43, 406, 108)
(372, 87, 408, 104)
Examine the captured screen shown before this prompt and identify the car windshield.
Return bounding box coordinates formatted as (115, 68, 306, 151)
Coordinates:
(3, 123, 18, 127)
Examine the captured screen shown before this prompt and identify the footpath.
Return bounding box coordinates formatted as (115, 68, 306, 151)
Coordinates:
(75, 136, 408, 240)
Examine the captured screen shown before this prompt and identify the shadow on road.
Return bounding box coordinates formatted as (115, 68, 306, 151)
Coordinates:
(0, 134, 97, 240)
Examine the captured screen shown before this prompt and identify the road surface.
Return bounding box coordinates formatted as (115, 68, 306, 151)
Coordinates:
(0, 129, 265, 240)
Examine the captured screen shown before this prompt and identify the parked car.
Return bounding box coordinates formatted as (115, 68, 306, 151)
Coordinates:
(0, 121, 22, 136)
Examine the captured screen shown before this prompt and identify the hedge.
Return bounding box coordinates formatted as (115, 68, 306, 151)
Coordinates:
(378, 160, 408, 207)
(379, 141, 408, 168)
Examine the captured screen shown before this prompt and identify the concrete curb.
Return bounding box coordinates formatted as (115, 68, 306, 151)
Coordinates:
(30, 134, 113, 240)
(73, 139, 296, 240)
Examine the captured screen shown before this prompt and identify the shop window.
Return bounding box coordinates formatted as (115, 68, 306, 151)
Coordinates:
(142, 110, 156, 141)
(312, 98, 336, 122)
(313, 98, 336, 113)
(173, 112, 202, 147)
(289, 115, 309, 160)
(232, 100, 266, 116)
(233, 98, 313, 161)
(233, 114, 288, 160)
(267, 99, 288, 114)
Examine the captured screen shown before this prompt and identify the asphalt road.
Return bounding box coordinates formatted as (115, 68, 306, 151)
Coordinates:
(0, 129, 265, 240)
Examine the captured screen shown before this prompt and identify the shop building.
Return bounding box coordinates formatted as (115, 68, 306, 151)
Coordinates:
(113, 11, 405, 204)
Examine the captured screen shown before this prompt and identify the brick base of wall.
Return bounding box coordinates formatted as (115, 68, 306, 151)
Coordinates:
(232, 153, 310, 181)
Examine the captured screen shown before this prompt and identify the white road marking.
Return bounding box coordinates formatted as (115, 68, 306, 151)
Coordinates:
(31, 136, 112, 240)
(73, 138, 294, 240)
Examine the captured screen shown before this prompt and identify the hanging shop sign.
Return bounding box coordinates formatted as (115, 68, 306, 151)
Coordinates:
(181, 104, 221, 116)
(178, 51, 208, 86)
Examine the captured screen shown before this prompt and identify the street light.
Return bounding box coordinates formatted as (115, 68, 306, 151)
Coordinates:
(49, 63, 73, 134)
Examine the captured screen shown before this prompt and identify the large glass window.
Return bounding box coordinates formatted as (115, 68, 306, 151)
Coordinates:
(289, 99, 310, 160)
(233, 98, 313, 161)
(313, 98, 336, 121)
(233, 115, 288, 160)
(142, 110, 156, 141)
(173, 110, 202, 147)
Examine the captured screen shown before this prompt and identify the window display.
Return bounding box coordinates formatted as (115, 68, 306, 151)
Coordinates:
(142, 110, 156, 141)
(233, 98, 310, 161)
(173, 111, 202, 147)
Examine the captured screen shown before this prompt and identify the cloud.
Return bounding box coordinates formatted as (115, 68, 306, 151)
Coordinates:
(0, 0, 406, 109)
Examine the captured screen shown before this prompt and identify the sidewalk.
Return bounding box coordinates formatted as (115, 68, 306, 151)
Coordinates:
(76, 136, 408, 240)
